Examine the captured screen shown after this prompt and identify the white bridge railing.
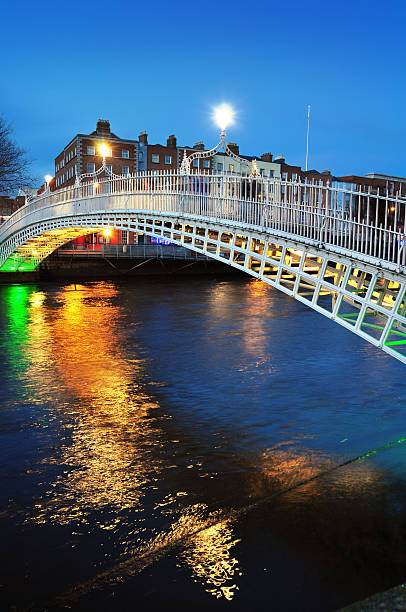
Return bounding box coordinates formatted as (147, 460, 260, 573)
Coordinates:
(7, 171, 406, 270)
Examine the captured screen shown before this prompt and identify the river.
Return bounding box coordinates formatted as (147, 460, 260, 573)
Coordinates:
(0, 277, 405, 611)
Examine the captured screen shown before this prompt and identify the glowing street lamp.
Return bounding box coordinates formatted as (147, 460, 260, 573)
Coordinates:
(45, 174, 53, 188)
(180, 103, 256, 176)
(99, 143, 110, 160)
(102, 228, 112, 237)
(213, 104, 235, 133)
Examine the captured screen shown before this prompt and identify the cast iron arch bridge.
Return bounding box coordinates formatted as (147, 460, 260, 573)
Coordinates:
(1, 170, 406, 364)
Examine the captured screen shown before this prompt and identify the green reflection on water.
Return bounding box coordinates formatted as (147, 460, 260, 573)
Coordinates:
(2, 285, 32, 372)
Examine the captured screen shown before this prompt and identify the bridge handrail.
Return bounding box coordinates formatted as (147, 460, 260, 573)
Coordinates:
(1, 170, 405, 269)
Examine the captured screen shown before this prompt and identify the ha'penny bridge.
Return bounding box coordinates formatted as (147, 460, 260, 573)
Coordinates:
(1, 131, 406, 364)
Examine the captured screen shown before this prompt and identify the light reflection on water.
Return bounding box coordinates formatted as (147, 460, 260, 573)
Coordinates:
(0, 279, 405, 611)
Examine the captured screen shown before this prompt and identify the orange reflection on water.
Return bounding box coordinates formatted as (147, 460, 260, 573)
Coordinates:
(30, 282, 163, 523)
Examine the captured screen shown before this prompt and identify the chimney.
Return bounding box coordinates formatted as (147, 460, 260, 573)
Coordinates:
(193, 141, 204, 151)
(227, 142, 239, 155)
(261, 152, 273, 162)
(167, 134, 177, 148)
(139, 131, 148, 144)
(321, 169, 331, 175)
(96, 119, 111, 134)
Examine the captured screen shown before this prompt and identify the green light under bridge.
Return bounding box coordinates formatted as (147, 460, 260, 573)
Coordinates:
(0, 254, 38, 272)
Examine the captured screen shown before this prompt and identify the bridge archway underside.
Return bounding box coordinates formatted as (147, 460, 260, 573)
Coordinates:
(1, 210, 406, 364)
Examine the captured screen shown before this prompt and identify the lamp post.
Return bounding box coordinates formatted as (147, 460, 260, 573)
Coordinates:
(180, 104, 259, 176)
(45, 174, 53, 191)
(98, 143, 109, 163)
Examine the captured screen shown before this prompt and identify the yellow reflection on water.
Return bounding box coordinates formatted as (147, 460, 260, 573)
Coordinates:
(181, 518, 241, 600)
(27, 282, 162, 523)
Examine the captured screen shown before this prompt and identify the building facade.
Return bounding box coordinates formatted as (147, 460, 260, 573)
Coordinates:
(137, 132, 178, 172)
(54, 119, 138, 189)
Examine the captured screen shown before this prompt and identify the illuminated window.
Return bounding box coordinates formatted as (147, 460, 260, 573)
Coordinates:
(229, 164, 234, 172)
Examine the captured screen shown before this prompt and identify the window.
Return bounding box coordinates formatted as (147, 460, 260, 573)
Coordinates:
(217, 162, 223, 171)
(138, 152, 143, 161)
(229, 164, 234, 172)
(282, 172, 288, 180)
(269, 170, 274, 177)
(203, 160, 210, 169)
(259, 168, 264, 176)
(87, 163, 95, 173)
(122, 149, 129, 158)
(87, 146, 95, 155)
(122, 166, 129, 175)
(292, 173, 298, 181)
(106, 164, 112, 173)
(165, 155, 172, 165)
(152, 154, 159, 163)
(192, 159, 198, 167)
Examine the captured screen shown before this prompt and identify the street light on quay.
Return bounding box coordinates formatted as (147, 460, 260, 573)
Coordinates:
(45, 174, 53, 188)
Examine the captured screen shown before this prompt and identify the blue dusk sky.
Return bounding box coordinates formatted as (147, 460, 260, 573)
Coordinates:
(2, 0, 406, 182)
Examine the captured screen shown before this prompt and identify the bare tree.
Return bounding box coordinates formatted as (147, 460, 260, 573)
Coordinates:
(0, 117, 36, 194)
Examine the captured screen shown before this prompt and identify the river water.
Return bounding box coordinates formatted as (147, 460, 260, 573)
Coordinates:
(0, 277, 405, 611)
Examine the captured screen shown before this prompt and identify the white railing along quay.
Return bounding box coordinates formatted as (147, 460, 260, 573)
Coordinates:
(3, 171, 406, 271)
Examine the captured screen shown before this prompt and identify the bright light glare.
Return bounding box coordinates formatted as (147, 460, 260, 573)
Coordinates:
(213, 104, 234, 131)
(103, 229, 112, 237)
(99, 143, 110, 158)
(45, 174, 53, 184)
(33, 250, 38, 256)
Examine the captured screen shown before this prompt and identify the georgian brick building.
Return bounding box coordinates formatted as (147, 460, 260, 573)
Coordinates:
(137, 132, 178, 172)
(54, 119, 138, 188)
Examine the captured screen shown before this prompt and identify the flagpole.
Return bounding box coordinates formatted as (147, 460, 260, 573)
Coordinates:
(305, 105, 310, 171)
